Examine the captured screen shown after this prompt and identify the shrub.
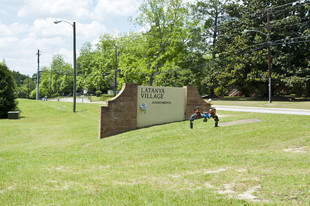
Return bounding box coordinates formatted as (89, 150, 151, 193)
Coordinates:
(0, 63, 18, 118)
(95, 90, 102, 97)
(51, 93, 60, 98)
(214, 86, 228, 97)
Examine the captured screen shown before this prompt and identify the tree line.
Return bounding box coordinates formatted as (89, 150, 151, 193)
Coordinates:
(12, 0, 310, 98)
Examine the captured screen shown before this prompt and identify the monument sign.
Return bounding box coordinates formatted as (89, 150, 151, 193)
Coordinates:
(137, 86, 185, 127)
(98, 83, 210, 138)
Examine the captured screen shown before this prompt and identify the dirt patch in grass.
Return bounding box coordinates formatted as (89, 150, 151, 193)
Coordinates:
(217, 114, 232, 118)
(165, 167, 269, 202)
(284, 146, 308, 153)
(238, 185, 262, 202)
(218, 184, 235, 195)
(215, 178, 268, 203)
(168, 168, 230, 178)
(219, 119, 261, 127)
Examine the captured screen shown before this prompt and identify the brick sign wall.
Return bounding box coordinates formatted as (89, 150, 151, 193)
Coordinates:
(98, 83, 210, 138)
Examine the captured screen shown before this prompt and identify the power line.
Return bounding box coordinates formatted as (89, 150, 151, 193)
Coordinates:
(123, 44, 269, 76)
(269, 1, 310, 11)
(90, 34, 310, 77)
(269, 16, 309, 29)
(272, 34, 310, 44)
(273, 39, 310, 45)
(90, 2, 309, 57)
(214, 1, 310, 32)
(121, 32, 310, 76)
(76, 2, 310, 78)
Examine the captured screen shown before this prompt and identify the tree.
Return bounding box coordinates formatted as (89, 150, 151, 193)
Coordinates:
(77, 37, 116, 95)
(192, 0, 233, 58)
(29, 55, 73, 99)
(16, 76, 36, 98)
(12, 71, 27, 87)
(268, 0, 310, 97)
(212, 0, 310, 97)
(117, 32, 149, 86)
(191, 0, 235, 96)
(0, 62, 18, 118)
(12, 71, 36, 98)
(50, 55, 73, 96)
(133, 0, 192, 85)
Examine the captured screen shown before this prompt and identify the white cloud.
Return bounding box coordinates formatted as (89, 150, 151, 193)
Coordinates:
(17, 0, 93, 21)
(0, 21, 29, 37)
(0, 9, 7, 16)
(56, 48, 74, 62)
(183, 0, 195, 3)
(0, 18, 109, 75)
(27, 18, 69, 38)
(91, 0, 139, 21)
(139, 23, 151, 33)
(16, 0, 139, 22)
(0, 0, 141, 76)
(78, 21, 107, 41)
(0, 0, 23, 4)
(0, 37, 19, 52)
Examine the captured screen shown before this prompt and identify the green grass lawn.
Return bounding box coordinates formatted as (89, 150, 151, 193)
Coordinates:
(0, 99, 309, 205)
(88, 94, 114, 102)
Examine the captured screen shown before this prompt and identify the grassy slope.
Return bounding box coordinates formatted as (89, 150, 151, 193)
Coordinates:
(0, 99, 309, 205)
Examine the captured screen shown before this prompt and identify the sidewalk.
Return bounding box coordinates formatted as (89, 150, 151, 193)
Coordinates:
(48, 97, 91, 103)
(48, 97, 107, 104)
(214, 105, 310, 116)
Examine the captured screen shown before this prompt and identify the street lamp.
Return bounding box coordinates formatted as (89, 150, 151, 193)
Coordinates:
(114, 44, 118, 97)
(54, 20, 77, 112)
(244, 29, 272, 103)
(36, 49, 40, 100)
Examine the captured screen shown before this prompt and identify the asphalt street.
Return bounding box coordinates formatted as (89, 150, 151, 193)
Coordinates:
(48, 97, 310, 116)
(214, 105, 310, 116)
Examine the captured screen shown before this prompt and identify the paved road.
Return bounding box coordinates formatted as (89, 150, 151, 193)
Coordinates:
(214, 105, 310, 116)
(48, 97, 108, 104)
(48, 97, 96, 103)
(47, 98, 309, 116)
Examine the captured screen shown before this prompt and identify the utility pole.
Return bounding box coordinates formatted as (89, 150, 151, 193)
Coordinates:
(73, 21, 76, 112)
(267, 12, 272, 103)
(27, 76, 30, 99)
(114, 45, 118, 96)
(36, 49, 40, 100)
(54, 20, 77, 112)
(49, 65, 52, 98)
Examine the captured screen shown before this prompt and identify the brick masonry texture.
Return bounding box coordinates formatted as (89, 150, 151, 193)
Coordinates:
(98, 84, 210, 138)
(98, 83, 138, 138)
(184, 86, 211, 119)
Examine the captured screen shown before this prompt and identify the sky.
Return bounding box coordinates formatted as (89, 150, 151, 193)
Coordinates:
(0, 0, 142, 76)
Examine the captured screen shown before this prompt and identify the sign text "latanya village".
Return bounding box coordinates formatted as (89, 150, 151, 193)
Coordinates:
(141, 87, 165, 99)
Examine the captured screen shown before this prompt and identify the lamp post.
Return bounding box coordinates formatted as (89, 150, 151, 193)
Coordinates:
(54, 20, 77, 112)
(244, 28, 272, 103)
(114, 45, 118, 97)
(36, 49, 40, 100)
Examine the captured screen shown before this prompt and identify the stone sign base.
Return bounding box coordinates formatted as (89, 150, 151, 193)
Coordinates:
(98, 83, 210, 138)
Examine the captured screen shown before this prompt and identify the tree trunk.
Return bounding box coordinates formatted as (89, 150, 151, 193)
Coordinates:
(149, 73, 153, 86)
(212, 13, 218, 60)
(210, 10, 218, 97)
(306, 81, 310, 97)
